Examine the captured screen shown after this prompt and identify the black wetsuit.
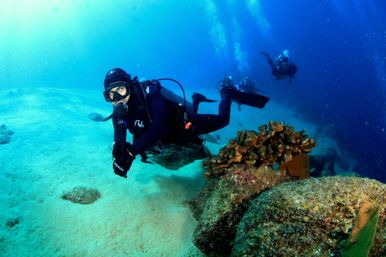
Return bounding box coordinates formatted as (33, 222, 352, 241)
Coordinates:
(112, 80, 231, 156)
(262, 53, 298, 80)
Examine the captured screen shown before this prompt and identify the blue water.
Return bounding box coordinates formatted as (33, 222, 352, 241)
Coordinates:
(1, 0, 385, 182)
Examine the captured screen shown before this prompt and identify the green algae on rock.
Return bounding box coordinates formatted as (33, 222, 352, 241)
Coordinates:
(232, 176, 385, 257)
(342, 203, 380, 257)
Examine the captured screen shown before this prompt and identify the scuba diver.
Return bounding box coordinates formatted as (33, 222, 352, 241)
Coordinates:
(103, 68, 270, 178)
(233, 77, 260, 111)
(237, 77, 258, 94)
(261, 50, 298, 82)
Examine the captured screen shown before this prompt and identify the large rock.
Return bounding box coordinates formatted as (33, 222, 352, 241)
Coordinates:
(193, 165, 294, 256)
(232, 176, 385, 257)
(185, 178, 219, 221)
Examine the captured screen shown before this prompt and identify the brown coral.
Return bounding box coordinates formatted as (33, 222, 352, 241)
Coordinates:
(204, 121, 317, 178)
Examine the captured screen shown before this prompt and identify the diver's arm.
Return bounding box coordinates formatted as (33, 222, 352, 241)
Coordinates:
(111, 114, 135, 177)
(112, 113, 127, 145)
(261, 51, 275, 68)
(131, 84, 167, 155)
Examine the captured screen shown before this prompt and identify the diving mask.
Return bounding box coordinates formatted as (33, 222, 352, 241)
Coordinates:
(103, 82, 131, 102)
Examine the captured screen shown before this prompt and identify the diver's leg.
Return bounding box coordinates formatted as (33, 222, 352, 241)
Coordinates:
(189, 82, 269, 134)
(190, 91, 231, 134)
(191, 93, 217, 114)
(192, 97, 199, 114)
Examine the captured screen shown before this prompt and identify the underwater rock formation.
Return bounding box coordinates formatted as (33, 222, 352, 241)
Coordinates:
(185, 178, 219, 221)
(203, 121, 316, 178)
(0, 124, 14, 144)
(193, 165, 293, 255)
(150, 143, 210, 170)
(232, 177, 385, 257)
(192, 121, 317, 256)
(61, 186, 101, 204)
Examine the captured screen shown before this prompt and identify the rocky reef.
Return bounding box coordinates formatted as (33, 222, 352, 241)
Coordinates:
(191, 122, 385, 256)
(191, 121, 317, 255)
(61, 186, 101, 204)
(232, 177, 385, 257)
(0, 124, 14, 144)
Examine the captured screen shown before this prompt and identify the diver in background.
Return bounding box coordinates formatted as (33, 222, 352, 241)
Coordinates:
(237, 77, 257, 94)
(102, 68, 270, 178)
(261, 50, 298, 82)
(234, 77, 258, 111)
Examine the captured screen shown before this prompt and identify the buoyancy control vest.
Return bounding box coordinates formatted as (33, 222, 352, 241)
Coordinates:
(131, 78, 198, 144)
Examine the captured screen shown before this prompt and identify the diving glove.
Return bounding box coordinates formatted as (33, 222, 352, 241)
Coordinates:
(112, 142, 135, 178)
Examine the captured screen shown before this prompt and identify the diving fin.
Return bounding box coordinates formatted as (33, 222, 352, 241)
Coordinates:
(192, 93, 217, 103)
(231, 90, 269, 109)
(192, 92, 217, 114)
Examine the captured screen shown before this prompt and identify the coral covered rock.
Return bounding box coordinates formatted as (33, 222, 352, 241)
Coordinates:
(192, 122, 317, 256)
(192, 166, 294, 256)
(232, 177, 385, 257)
(61, 186, 101, 204)
(185, 178, 219, 221)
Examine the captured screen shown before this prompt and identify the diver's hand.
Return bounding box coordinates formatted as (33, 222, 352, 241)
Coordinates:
(113, 156, 134, 178)
(112, 142, 135, 178)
